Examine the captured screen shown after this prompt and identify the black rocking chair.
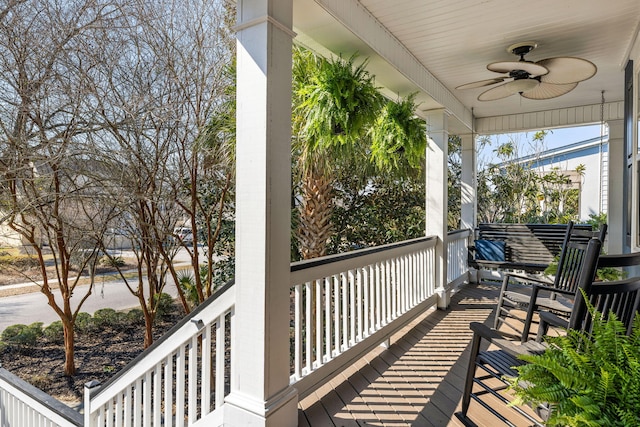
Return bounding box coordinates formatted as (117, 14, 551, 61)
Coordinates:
(493, 221, 607, 342)
(459, 238, 640, 426)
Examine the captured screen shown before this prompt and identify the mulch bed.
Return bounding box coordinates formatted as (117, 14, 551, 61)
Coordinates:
(0, 310, 185, 407)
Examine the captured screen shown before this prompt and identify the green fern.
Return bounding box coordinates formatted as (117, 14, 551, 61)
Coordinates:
(296, 52, 383, 150)
(369, 93, 427, 173)
(508, 295, 640, 427)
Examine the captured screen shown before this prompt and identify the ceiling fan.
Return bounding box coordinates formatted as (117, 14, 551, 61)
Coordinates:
(456, 41, 597, 101)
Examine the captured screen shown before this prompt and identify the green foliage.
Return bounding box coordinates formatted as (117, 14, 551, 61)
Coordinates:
(509, 299, 640, 426)
(210, 258, 234, 293)
(178, 272, 199, 308)
(544, 253, 624, 282)
(100, 256, 125, 267)
(369, 94, 427, 173)
(587, 213, 607, 230)
(328, 174, 425, 254)
(477, 133, 582, 224)
(126, 308, 145, 324)
(291, 47, 433, 260)
(43, 321, 64, 344)
(75, 312, 94, 334)
(1, 323, 43, 347)
(295, 51, 383, 150)
(154, 293, 175, 319)
(92, 308, 125, 328)
(448, 135, 462, 230)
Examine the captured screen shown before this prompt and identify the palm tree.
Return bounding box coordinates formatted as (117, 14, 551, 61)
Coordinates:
(292, 48, 427, 259)
(293, 48, 382, 259)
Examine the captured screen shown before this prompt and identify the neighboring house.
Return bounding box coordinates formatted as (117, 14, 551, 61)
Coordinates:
(502, 134, 609, 221)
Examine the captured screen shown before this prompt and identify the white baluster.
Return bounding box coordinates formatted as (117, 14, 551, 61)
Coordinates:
(201, 324, 212, 416)
(164, 356, 173, 427)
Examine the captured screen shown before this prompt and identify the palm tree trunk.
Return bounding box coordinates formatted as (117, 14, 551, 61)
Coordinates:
(298, 167, 333, 259)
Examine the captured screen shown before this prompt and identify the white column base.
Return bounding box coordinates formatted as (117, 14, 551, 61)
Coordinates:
(468, 268, 479, 284)
(436, 287, 450, 309)
(223, 386, 298, 427)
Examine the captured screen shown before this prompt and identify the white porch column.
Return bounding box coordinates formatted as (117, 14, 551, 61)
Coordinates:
(460, 133, 476, 231)
(607, 119, 625, 254)
(225, 1, 298, 426)
(426, 110, 449, 309)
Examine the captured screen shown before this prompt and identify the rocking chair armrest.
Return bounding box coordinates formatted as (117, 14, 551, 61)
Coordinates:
(522, 283, 573, 342)
(536, 310, 569, 342)
(469, 322, 525, 358)
(538, 311, 569, 329)
(503, 272, 554, 290)
(529, 283, 578, 301)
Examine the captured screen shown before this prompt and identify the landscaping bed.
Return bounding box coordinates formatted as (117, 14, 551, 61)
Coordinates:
(0, 303, 186, 408)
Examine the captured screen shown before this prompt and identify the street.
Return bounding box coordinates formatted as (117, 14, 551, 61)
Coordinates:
(0, 275, 182, 333)
(0, 248, 196, 333)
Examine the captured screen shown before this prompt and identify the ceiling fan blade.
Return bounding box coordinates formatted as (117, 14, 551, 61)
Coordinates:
(478, 82, 517, 101)
(455, 77, 508, 90)
(536, 57, 597, 84)
(520, 82, 578, 100)
(487, 61, 548, 77)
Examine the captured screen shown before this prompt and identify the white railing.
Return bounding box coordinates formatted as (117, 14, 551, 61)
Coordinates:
(289, 236, 440, 397)
(447, 229, 471, 287)
(1, 231, 472, 426)
(0, 367, 82, 427)
(84, 281, 235, 427)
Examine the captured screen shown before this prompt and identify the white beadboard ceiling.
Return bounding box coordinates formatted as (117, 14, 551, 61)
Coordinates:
(293, 0, 640, 135)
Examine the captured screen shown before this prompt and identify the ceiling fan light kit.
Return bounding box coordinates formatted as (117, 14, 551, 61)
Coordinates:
(505, 78, 539, 94)
(456, 41, 597, 101)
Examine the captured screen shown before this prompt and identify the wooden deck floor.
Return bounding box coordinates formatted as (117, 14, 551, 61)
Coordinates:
(297, 282, 538, 427)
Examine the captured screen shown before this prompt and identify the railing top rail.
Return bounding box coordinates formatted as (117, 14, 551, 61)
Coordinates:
(89, 279, 235, 401)
(447, 228, 472, 238)
(0, 366, 83, 426)
(291, 236, 437, 272)
(290, 236, 437, 284)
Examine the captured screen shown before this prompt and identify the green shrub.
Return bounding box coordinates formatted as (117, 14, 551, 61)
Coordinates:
(100, 255, 125, 267)
(155, 293, 175, 319)
(43, 321, 64, 343)
(0, 254, 39, 268)
(75, 312, 94, 334)
(92, 308, 123, 328)
(126, 308, 144, 325)
(544, 254, 625, 282)
(1, 323, 43, 347)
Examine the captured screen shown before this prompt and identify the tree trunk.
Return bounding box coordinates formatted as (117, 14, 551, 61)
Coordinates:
(62, 321, 75, 376)
(144, 316, 154, 348)
(298, 168, 333, 260)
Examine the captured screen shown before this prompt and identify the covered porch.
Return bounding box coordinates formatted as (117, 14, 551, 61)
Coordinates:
(222, 1, 640, 425)
(3, 0, 640, 426)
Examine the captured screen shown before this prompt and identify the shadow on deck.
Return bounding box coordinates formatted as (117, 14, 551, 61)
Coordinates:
(298, 282, 535, 427)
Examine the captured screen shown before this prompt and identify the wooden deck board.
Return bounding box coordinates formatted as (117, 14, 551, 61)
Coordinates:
(298, 282, 541, 426)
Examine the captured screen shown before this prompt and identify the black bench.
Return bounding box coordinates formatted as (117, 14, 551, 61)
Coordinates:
(470, 223, 594, 274)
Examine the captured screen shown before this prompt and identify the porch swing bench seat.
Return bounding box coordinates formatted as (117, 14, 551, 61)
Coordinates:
(470, 223, 594, 275)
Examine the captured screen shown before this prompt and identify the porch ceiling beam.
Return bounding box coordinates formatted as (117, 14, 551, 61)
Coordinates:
(310, 0, 473, 131)
(475, 101, 624, 135)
